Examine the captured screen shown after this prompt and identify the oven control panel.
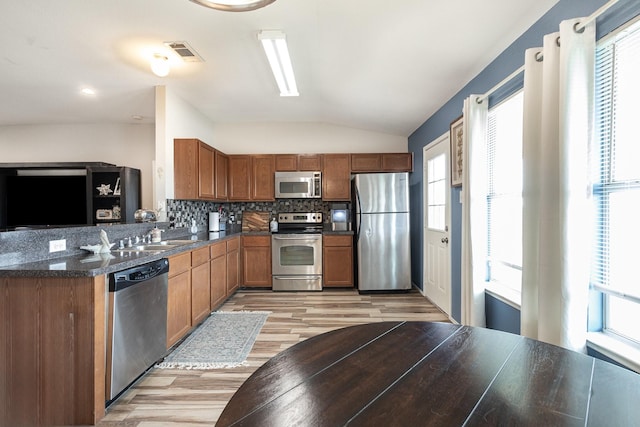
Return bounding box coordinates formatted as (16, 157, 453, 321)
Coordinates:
(277, 212, 323, 224)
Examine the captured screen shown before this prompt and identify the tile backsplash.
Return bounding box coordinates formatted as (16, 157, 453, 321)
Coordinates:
(166, 199, 347, 230)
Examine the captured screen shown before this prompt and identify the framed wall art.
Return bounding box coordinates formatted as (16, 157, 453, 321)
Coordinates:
(450, 115, 464, 187)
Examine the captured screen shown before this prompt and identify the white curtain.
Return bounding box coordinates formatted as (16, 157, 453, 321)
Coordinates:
(460, 95, 488, 327)
(521, 18, 595, 352)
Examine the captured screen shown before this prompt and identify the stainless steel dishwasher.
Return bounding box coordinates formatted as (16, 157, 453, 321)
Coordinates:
(106, 258, 169, 402)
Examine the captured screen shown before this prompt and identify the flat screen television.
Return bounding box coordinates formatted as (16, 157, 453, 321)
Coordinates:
(4, 170, 90, 229)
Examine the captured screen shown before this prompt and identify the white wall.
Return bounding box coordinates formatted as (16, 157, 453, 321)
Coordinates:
(0, 123, 155, 209)
(212, 122, 408, 154)
(2, 87, 408, 220)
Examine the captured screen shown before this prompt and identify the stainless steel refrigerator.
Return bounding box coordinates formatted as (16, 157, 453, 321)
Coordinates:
(353, 172, 411, 291)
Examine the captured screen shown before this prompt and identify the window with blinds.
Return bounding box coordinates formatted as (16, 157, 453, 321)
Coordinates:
(592, 18, 640, 345)
(486, 91, 524, 295)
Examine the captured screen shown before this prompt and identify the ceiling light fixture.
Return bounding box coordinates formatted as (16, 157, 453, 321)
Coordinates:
(189, 0, 276, 12)
(150, 54, 170, 77)
(258, 30, 299, 97)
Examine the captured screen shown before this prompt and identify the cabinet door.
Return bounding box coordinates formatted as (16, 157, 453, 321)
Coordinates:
(298, 154, 322, 171)
(252, 155, 275, 201)
(351, 154, 381, 172)
(275, 154, 297, 171)
(191, 261, 211, 325)
(174, 138, 199, 200)
(228, 155, 251, 201)
(323, 235, 354, 287)
(381, 153, 413, 172)
(322, 154, 351, 201)
(167, 270, 191, 348)
(210, 241, 227, 308)
(210, 254, 227, 309)
(227, 238, 240, 294)
(242, 235, 271, 287)
(198, 142, 215, 200)
(215, 150, 228, 200)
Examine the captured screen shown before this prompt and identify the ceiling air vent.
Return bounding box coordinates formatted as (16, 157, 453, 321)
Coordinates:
(164, 41, 204, 62)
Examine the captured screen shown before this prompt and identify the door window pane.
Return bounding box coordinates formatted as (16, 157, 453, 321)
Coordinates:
(427, 153, 446, 231)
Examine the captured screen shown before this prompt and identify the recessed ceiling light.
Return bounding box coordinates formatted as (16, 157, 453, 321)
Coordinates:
(81, 87, 96, 96)
(189, 0, 276, 12)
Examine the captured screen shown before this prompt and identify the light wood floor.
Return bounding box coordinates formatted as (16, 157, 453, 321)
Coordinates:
(97, 288, 451, 426)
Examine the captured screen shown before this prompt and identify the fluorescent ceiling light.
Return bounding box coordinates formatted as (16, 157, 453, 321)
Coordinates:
(258, 30, 299, 97)
(189, 0, 276, 12)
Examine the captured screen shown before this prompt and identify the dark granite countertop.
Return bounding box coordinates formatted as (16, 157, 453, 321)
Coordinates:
(0, 228, 354, 278)
(0, 230, 241, 278)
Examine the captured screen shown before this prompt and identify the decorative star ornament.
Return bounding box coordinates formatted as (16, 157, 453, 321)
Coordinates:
(97, 184, 113, 196)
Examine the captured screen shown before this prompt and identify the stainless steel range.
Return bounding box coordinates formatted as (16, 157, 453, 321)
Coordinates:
(271, 212, 323, 291)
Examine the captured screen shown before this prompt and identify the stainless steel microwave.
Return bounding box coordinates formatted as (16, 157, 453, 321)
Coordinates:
(275, 171, 321, 198)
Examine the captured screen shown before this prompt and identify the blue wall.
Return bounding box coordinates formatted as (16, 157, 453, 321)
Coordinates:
(407, 0, 640, 326)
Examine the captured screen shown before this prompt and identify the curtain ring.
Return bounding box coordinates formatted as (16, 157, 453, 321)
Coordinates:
(556, 36, 561, 47)
(574, 21, 585, 34)
(476, 96, 483, 104)
(535, 51, 544, 62)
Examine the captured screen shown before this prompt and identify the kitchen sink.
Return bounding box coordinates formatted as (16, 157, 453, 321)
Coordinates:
(113, 239, 198, 253)
(115, 244, 179, 252)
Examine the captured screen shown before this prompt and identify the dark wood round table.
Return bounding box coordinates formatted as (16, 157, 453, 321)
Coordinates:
(217, 321, 640, 426)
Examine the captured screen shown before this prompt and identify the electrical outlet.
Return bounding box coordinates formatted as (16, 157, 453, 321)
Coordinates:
(49, 239, 66, 253)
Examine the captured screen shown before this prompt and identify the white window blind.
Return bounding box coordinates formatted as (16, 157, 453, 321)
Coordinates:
(486, 92, 524, 294)
(593, 18, 640, 344)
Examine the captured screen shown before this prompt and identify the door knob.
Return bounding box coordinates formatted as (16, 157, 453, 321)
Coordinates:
(441, 237, 449, 244)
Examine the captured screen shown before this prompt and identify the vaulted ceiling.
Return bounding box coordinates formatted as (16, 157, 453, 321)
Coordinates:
(0, 0, 558, 136)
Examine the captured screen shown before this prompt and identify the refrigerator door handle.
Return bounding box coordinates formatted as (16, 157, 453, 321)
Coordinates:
(355, 186, 362, 243)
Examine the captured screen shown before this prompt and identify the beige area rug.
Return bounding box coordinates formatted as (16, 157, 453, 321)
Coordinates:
(156, 311, 269, 369)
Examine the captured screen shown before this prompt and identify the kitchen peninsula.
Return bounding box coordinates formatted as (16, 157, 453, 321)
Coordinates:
(0, 224, 241, 426)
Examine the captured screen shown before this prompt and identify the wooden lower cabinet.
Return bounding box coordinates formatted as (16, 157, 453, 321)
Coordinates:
(191, 246, 211, 326)
(167, 251, 192, 349)
(323, 235, 354, 287)
(241, 235, 272, 287)
(210, 241, 227, 309)
(1, 275, 106, 426)
(227, 237, 240, 294)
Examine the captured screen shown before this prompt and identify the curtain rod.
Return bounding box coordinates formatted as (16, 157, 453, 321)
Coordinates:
(477, 0, 619, 103)
(476, 65, 524, 103)
(576, 0, 619, 32)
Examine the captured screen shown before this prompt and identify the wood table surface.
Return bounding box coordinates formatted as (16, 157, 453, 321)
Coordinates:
(217, 321, 640, 426)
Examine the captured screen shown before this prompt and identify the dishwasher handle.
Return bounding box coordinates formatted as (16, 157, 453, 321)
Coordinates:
(109, 258, 169, 292)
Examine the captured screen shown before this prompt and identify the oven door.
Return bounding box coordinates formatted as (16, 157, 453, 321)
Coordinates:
(271, 234, 322, 276)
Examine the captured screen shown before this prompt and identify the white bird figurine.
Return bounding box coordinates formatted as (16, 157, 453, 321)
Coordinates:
(80, 229, 115, 254)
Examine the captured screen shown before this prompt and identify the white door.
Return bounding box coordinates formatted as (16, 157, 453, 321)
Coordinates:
(423, 133, 451, 315)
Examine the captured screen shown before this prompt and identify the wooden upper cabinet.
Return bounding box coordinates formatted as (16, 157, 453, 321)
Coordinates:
(174, 138, 199, 200)
(228, 155, 252, 201)
(198, 143, 215, 199)
(251, 155, 275, 201)
(350, 154, 381, 172)
(322, 153, 351, 201)
(174, 138, 218, 200)
(275, 154, 297, 171)
(298, 154, 322, 171)
(381, 153, 413, 172)
(275, 154, 322, 171)
(228, 154, 274, 201)
(215, 150, 228, 200)
(350, 153, 413, 173)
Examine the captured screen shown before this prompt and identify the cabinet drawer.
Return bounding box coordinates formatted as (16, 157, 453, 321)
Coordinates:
(192, 246, 210, 266)
(323, 235, 353, 247)
(227, 236, 240, 252)
(242, 235, 271, 247)
(168, 252, 191, 277)
(210, 241, 226, 258)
